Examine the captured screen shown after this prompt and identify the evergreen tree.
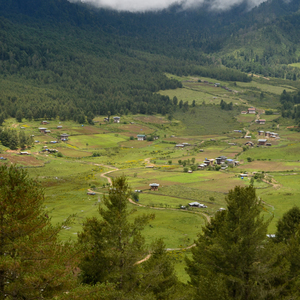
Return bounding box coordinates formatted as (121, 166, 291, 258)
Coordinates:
(15, 110, 23, 123)
(78, 176, 154, 292)
(0, 165, 76, 299)
(9, 130, 19, 150)
(19, 130, 27, 150)
(186, 185, 287, 300)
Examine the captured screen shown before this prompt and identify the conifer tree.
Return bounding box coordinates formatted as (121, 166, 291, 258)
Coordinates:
(78, 176, 154, 292)
(186, 185, 288, 300)
(0, 164, 77, 299)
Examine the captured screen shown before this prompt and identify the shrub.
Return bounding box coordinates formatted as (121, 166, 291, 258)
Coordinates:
(183, 167, 188, 173)
(57, 152, 63, 157)
(130, 136, 134, 140)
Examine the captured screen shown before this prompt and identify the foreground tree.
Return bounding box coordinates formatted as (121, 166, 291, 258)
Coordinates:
(186, 185, 288, 300)
(78, 176, 180, 299)
(0, 165, 76, 300)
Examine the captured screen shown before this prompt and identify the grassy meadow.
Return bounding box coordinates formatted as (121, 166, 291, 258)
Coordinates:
(1, 73, 300, 282)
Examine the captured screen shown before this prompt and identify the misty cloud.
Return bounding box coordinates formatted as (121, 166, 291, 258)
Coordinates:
(68, 0, 268, 12)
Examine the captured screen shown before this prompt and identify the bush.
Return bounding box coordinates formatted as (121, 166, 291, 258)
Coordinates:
(57, 152, 63, 157)
(247, 157, 253, 162)
(130, 136, 134, 140)
(183, 167, 189, 173)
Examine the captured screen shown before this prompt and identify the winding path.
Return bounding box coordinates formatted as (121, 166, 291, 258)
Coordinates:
(94, 163, 211, 263)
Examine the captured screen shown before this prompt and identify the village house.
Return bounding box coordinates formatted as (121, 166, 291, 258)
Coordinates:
(226, 159, 238, 166)
(204, 159, 215, 167)
(60, 133, 69, 141)
(113, 116, 121, 123)
(245, 141, 254, 147)
(45, 130, 51, 134)
(244, 135, 251, 139)
(39, 127, 47, 133)
(256, 119, 266, 125)
(265, 131, 271, 137)
(198, 164, 206, 169)
(20, 151, 29, 155)
(241, 111, 247, 114)
(216, 156, 227, 165)
(189, 202, 207, 208)
(258, 139, 267, 146)
(258, 130, 264, 136)
(57, 125, 63, 129)
(41, 120, 49, 125)
(248, 107, 256, 114)
(137, 134, 146, 141)
(149, 183, 159, 191)
(175, 144, 185, 148)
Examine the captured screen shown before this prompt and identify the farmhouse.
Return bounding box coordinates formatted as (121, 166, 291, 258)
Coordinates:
(265, 131, 271, 137)
(60, 133, 69, 141)
(45, 130, 51, 134)
(149, 183, 159, 191)
(258, 139, 267, 146)
(137, 134, 146, 141)
(20, 151, 29, 155)
(198, 164, 206, 169)
(244, 135, 251, 139)
(248, 107, 256, 114)
(226, 159, 238, 166)
(175, 144, 185, 148)
(256, 119, 266, 125)
(57, 125, 63, 129)
(245, 141, 254, 147)
(41, 120, 49, 125)
(241, 111, 247, 114)
(216, 156, 227, 165)
(189, 202, 207, 208)
(39, 127, 47, 133)
(113, 116, 121, 123)
(258, 130, 264, 136)
(204, 159, 214, 167)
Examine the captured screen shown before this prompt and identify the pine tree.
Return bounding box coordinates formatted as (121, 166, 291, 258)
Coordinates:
(0, 165, 77, 299)
(186, 185, 288, 300)
(78, 176, 154, 292)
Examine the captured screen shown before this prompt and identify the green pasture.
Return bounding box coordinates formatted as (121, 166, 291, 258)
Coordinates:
(68, 133, 128, 149)
(239, 143, 300, 162)
(257, 173, 300, 233)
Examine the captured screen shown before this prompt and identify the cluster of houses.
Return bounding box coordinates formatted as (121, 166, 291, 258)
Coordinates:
(244, 131, 280, 147)
(198, 156, 239, 170)
(38, 123, 70, 142)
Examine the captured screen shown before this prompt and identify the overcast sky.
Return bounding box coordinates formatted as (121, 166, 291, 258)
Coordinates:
(68, 0, 268, 12)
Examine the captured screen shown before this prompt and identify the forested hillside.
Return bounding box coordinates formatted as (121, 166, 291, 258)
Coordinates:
(0, 0, 300, 123)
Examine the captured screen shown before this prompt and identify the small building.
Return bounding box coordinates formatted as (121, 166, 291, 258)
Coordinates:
(57, 125, 63, 129)
(226, 159, 238, 166)
(60, 133, 69, 141)
(149, 183, 159, 191)
(241, 111, 247, 114)
(248, 107, 256, 114)
(104, 117, 109, 122)
(189, 202, 207, 208)
(258, 139, 267, 146)
(265, 131, 271, 137)
(175, 144, 185, 148)
(245, 141, 254, 147)
(87, 191, 96, 195)
(256, 119, 266, 125)
(214, 83, 220, 87)
(39, 127, 47, 133)
(258, 130, 264, 136)
(204, 159, 214, 167)
(266, 143, 272, 146)
(41, 120, 49, 125)
(45, 130, 51, 134)
(188, 170, 193, 173)
(137, 134, 146, 141)
(244, 135, 251, 139)
(113, 116, 121, 123)
(216, 156, 227, 165)
(20, 151, 29, 155)
(198, 164, 206, 169)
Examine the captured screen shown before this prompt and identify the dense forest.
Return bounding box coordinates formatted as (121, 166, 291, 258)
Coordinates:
(1, 0, 300, 123)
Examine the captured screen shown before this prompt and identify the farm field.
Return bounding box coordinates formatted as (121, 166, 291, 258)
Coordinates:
(1, 74, 300, 282)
